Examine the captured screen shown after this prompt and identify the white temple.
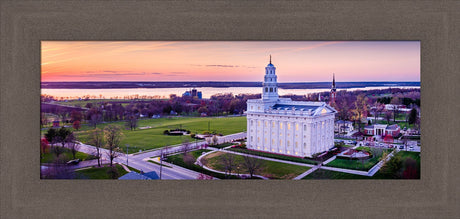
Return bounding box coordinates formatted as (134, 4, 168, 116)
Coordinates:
(246, 56, 337, 158)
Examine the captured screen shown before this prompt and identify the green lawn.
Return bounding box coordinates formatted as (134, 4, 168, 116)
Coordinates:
(304, 151, 420, 179)
(211, 142, 235, 149)
(75, 164, 131, 179)
(302, 169, 373, 179)
(41, 147, 97, 163)
(68, 116, 246, 153)
(227, 147, 318, 165)
(355, 146, 371, 152)
(165, 149, 238, 179)
(375, 151, 420, 179)
(204, 152, 310, 179)
(376, 119, 414, 129)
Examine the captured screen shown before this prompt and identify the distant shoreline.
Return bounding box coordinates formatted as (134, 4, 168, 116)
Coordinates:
(41, 81, 420, 89)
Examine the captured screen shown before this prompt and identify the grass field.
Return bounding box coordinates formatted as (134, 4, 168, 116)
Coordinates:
(203, 152, 310, 179)
(302, 169, 373, 179)
(57, 116, 247, 153)
(41, 147, 97, 163)
(374, 151, 420, 179)
(75, 164, 133, 179)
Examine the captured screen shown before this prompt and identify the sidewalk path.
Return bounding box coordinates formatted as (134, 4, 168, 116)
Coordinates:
(293, 164, 321, 180)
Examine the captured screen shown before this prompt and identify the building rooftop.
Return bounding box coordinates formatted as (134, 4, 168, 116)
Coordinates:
(272, 104, 320, 111)
(118, 171, 159, 180)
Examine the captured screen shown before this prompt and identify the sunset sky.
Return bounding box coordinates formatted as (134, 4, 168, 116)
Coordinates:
(41, 41, 420, 82)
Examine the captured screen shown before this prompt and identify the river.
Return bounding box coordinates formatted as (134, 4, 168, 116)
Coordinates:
(41, 86, 420, 99)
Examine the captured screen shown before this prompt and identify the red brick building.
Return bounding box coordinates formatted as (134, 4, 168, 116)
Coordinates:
(364, 124, 400, 137)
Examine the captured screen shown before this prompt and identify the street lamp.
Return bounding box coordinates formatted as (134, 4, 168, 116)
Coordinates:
(160, 147, 163, 180)
(237, 165, 240, 178)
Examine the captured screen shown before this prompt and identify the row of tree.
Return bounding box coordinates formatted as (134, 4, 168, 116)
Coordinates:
(43, 125, 124, 167)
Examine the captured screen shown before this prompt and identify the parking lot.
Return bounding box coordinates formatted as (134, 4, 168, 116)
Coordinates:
(335, 138, 420, 152)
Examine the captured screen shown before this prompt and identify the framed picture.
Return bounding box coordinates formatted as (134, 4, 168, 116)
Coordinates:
(40, 41, 420, 181)
(1, 1, 459, 218)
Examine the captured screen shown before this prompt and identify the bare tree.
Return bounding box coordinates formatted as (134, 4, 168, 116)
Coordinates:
(183, 153, 196, 165)
(40, 112, 49, 128)
(66, 133, 80, 159)
(90, 113, 102, 128)
(221, 153, 236, 178)
(125, 114, 138, 131)
(159, 144, 170, 179)
(385, 111, 393, 124)
(104, 125, 124, 166)
(242, 155, 264, 178)
(89, 128, 104, 167)
(211, 135, 218, 145)
(390, 97, 400, 122)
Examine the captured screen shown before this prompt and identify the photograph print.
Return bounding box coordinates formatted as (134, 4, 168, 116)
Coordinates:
(40, 41, 420, 180)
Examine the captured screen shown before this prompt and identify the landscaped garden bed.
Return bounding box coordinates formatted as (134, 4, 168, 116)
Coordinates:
(325, 148, 392, 171)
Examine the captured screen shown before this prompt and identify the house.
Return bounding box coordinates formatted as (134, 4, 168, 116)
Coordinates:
(364, 124, 400, 137)
(385, 124, 401, 137)
(52, 120, 60, 128)
(334, 120, 354, 134)
(118, 171, 160, 180)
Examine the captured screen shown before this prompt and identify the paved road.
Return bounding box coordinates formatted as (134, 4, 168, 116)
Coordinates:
(72, 132, 248, 179)
(75, 141, 209, 179)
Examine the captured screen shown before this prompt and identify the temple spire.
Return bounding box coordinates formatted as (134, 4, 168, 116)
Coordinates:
(269, 55, 272, 64)
(333, 73, 335, 87)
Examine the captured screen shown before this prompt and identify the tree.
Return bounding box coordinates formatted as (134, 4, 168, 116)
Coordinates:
(408, 108, 417, 125)
(381, 154, 403, 178)
(125, 114, 138, 131)
(371, 102, 384, 122)
(56, 127, 72, 148)
(66, 133, 80, 159)
(40, 112, 49, 128)
(211, 135, 219, 145)
(90, 113, 102, 128)
(183, 153, 195, 165)
(104, 125, 124, 167)
(40, 138, 49, 159)
(242, 155, 264, 178)
(57, 109, 69, 125)
(72, 120, 81, 131)
(107, 166, 119, 179)
(351, 94, 368, 132)
(390, 97, 400, 122)
(44, 128, 58, 146)
(385, 111, 393, 124)
(70, 110, 83, 122)
(402, 157, 419, 179)
(88, 128, 104, 167)
(221, 153, 236, 177)
(181, 138, 191, 155)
